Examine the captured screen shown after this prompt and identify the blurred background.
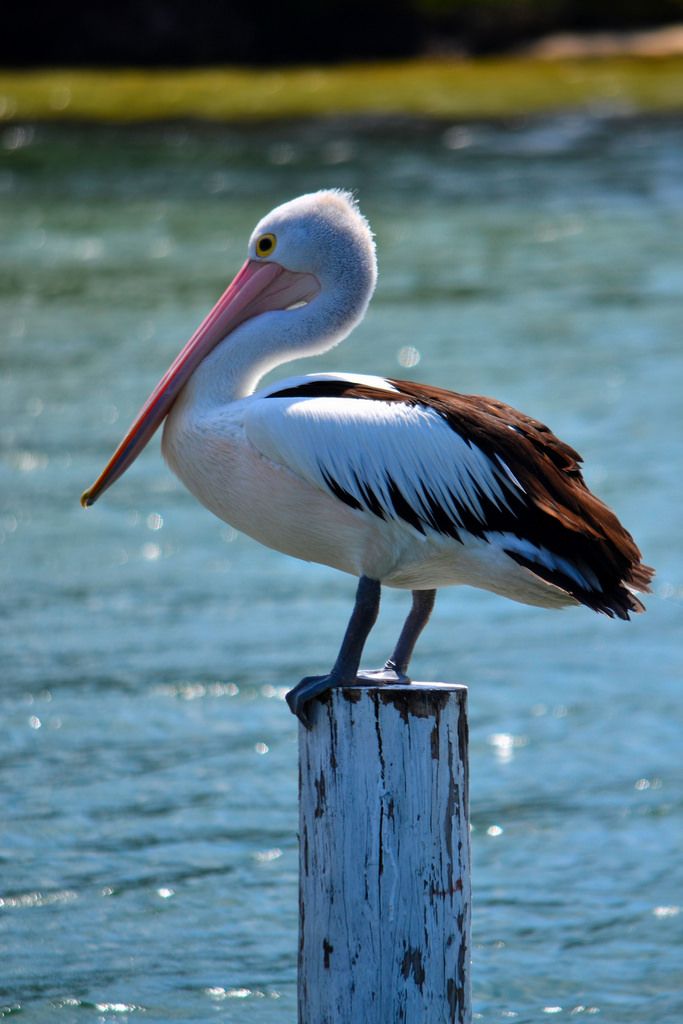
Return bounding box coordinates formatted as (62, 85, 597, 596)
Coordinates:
(3, 0, 683, 63)
(1, 4, 682, 1024)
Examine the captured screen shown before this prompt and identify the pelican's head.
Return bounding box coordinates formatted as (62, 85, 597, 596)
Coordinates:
(249, 189, 376, 302)
(80, 190, 377, 508)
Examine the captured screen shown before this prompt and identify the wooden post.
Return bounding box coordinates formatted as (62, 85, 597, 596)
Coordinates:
(298, 682, 471, 1024)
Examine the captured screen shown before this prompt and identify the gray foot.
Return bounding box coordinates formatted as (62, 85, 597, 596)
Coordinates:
(286, 673, 349, 729)
(355, 666, 411, 686)
(286, 666, 412, 728)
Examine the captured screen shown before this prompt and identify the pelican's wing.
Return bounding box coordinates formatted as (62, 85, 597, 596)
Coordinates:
(245, 374, 652, 617)
(246, 374, 523, 540)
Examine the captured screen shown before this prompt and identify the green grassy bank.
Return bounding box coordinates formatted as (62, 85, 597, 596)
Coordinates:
(1, 56, 682, 122)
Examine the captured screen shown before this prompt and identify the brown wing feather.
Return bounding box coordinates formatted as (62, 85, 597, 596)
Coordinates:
(388, 378, 654, 615)
(267, 376, 654, 617)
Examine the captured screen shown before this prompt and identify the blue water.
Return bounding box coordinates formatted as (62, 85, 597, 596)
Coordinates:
(1, 115, 682, 1023)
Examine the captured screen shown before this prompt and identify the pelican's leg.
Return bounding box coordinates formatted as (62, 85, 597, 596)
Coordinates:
(356, 588, 437, 684)
(286, 575, 381, 727)
(386, 588, 437, 675)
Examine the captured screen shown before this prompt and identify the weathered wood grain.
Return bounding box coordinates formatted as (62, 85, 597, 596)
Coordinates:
(298, 682, 471, 1024)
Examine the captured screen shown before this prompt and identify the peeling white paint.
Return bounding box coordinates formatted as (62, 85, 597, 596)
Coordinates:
(298, 683, 471, 1024)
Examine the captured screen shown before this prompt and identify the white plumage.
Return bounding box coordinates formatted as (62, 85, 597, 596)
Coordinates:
(82, 189, 653, 724)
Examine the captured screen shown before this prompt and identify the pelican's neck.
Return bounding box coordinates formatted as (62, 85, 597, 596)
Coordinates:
(176, 260, 375, 411)
(181, 310, 307, 405)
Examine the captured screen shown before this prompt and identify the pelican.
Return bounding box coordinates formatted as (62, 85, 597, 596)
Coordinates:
(82, 190, 654, 726)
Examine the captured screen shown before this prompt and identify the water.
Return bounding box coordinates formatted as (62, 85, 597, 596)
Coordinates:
(1, 115, 682, 1023)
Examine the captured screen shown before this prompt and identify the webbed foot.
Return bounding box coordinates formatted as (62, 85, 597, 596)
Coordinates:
(355, 665, 411, 686)
(286, 673, 352, 729)
(286, 664, 412, 728)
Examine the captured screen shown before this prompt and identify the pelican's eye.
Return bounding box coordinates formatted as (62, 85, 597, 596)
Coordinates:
(255, 233, 277, 258)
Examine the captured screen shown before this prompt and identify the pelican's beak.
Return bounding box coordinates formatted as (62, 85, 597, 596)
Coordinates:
(81, 259, 319, 507)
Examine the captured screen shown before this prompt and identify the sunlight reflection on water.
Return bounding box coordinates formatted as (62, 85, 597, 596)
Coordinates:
(1, 115, 682, 1023)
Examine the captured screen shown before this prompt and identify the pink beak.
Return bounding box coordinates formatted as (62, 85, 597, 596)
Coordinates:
(81, 258, 319, 507)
